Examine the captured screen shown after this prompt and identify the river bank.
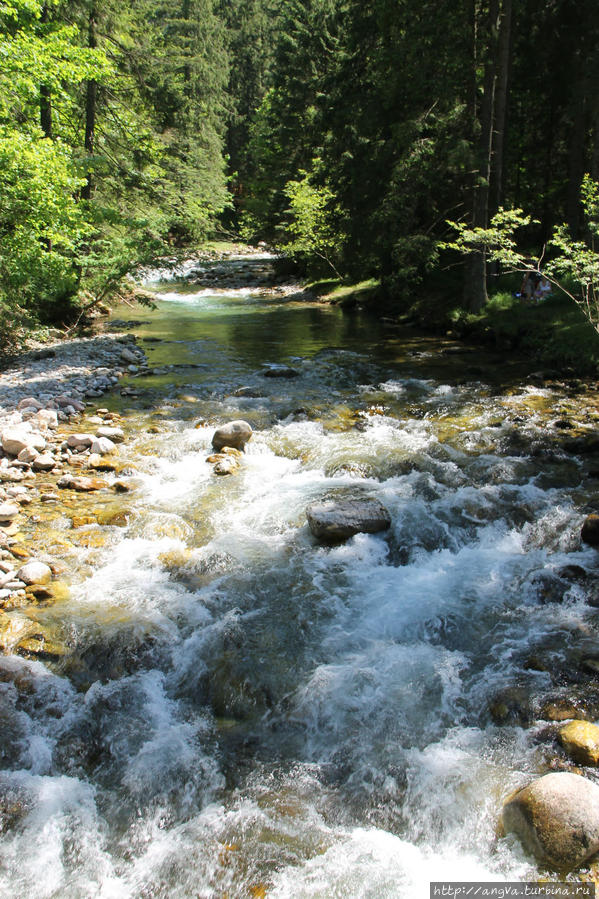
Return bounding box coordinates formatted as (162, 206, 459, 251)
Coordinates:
(3, 252, 599, 894)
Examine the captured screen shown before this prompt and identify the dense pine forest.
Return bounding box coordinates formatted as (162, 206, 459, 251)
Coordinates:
(2, 0, 599, 347)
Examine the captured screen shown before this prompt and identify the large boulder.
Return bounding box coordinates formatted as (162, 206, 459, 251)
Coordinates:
(558, 720, 599, 766)
(211, 420, 253, 453)
(1, 427, 46, 457)
(501, 772, 599, 870)
(306, 498, 391, 542)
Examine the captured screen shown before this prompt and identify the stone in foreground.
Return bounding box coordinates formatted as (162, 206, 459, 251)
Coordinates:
(306, 498, 391, 542)
(211, 420, 253, 452)
(501, 771, 599, 870)
(17, 560, 52, 586)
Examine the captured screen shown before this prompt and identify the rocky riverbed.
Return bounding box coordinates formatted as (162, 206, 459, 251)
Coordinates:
(5, 258, 599, 892)
(0, 331, 147, 621)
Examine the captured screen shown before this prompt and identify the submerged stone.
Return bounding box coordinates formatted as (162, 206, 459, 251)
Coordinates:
(57, 475, 108, 492)
(262, 366, 300, 379)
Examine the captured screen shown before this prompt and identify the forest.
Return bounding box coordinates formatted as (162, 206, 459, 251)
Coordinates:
(1, 0, 599, 347)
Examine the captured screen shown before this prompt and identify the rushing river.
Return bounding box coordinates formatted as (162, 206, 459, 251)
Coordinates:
(3, 255, 599, 897)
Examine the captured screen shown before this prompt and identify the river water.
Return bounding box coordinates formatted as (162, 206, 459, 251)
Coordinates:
(3, 256, 599, 897)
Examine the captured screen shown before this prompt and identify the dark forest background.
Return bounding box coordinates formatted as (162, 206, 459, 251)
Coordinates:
(2, 0, 598, 339)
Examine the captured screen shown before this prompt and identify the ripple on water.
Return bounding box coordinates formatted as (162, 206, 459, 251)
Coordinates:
(4, 268, 599, 896)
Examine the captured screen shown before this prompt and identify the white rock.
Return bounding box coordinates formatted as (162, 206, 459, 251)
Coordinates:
(1, 427, 46, 456)
(0, 468, 24, 483)
(0, 569, 16, 588)
(17, 446, 39, 464)
(17, 560, 52, 585)
(0, 503, 19, 522)
(90, 436, 116, 455)
(33, 409, 58, 430)
(6, 486, 27, 497)
(96, 427, 124, 443)
(32, 454, 56, 471)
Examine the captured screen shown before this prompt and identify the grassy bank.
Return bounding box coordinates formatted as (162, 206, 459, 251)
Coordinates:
(309, 270, 599, 377)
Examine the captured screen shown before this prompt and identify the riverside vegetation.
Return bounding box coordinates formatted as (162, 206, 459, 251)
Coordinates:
(2, 0, 599, 365)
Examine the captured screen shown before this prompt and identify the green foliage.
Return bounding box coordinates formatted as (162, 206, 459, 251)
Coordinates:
(0, 130, 86, 318)
(548, 176, 599, 328)
(0, 0, 233, 349)
(282, 168, 341, 275)
(444, 180, 599, 334)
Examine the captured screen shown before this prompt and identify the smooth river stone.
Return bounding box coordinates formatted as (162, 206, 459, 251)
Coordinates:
(0, 503, 19, 523)
(17, 560, 52, 586)
(502, 771, 599, 870)
(211, 420, 253, 452)
(306, 498, 392, 542)
(2, 428, 46, 456)
(558, 720, 599, 766)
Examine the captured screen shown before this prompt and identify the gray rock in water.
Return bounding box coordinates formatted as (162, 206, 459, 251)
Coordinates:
(262, 366, 300, 379)
(211, 420, 253, 452)
(306, 498, 391, 542)
(96, 426, 125, 443)
(120, 347, 139, 365)
(501, 772, 599, 870)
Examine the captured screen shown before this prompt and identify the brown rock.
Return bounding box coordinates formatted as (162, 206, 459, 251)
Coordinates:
(558, 720, 599, 766)
(57, 475, 107, 492)
(211, 420, 253, 452)
(581, 514, 599, 547)
(501, 772, 599, 870)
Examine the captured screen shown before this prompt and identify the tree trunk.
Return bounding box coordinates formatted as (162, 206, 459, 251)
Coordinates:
(82, 4, 98, 202)
(566, 75, 586, 237)
(39, 4, 53, 251)
(490, 0, 512, 214)
(40, 5, 52, 138)
(463, 0, 500, 313)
